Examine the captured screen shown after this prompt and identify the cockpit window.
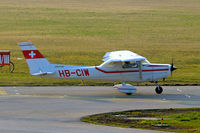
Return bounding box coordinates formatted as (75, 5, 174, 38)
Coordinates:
(104, 62, 121, 67)
(122, 61, 138, 68)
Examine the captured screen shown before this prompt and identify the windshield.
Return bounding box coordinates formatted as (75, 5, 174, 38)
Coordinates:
(142, 59, 150, 64)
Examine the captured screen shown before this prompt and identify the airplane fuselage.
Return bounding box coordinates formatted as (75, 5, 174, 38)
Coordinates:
(47, 63, 171, 82)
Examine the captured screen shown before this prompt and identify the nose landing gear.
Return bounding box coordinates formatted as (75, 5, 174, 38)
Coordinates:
(155, 81, 163, 94)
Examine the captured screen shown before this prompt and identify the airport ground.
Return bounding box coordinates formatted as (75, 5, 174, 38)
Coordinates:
(0, 1, 200, 132)
(0, 86, 199, 133)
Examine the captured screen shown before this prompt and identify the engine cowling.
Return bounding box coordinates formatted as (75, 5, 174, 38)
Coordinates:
(113, 84, 137, 95)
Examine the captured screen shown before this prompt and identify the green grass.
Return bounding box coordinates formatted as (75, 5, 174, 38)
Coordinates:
(81, 108, 200, 133)
(0, 0, 200, 86)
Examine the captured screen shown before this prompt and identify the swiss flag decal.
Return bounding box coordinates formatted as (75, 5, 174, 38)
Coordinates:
(23, 50, 44, 59)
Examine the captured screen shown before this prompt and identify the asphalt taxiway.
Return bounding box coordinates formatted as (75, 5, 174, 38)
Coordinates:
(0, 86, 199, 133)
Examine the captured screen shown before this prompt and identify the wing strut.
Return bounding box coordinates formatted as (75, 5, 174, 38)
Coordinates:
(138, 61, 142, 80)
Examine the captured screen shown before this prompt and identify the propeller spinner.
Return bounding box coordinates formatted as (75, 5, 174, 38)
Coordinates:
(170, 59, 177, 75)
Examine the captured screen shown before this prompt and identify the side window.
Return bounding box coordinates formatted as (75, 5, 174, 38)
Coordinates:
(104, 62, 122, 68)
(104, 62, 114, 67)
(122, 61, 138, 68)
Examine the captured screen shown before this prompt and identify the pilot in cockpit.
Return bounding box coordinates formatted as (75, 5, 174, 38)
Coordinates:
(122, 61, 138, 68)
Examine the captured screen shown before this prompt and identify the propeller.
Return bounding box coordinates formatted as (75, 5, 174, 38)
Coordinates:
(170, 58, 177, 76)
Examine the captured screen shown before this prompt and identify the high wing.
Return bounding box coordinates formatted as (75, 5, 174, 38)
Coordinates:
(100, 50, 147, 66)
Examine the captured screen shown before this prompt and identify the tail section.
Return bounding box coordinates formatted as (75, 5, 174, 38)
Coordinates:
(18, 42, 54, 76)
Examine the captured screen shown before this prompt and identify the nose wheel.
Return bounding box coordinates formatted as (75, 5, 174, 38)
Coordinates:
(155, 82, 163, 94)
(155, 86, 163, 94)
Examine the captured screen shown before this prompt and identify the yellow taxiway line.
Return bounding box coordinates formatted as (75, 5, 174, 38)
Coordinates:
(0, 87, 7, 95)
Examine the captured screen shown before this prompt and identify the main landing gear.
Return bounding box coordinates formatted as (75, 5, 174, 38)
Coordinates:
(155, 81, 163, 94)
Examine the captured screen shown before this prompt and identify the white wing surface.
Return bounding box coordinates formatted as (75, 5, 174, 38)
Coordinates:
(100, 50, 147, 67)
(103, 50, 146, 62)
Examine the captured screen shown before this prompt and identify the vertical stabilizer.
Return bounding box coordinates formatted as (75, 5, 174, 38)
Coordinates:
(18, 42, 54, 75)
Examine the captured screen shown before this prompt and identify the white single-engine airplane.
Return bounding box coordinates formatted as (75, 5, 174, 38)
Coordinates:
(18, 42, 177, 95)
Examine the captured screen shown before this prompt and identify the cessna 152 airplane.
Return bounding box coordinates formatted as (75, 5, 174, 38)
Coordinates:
(18, 42, 177, 95)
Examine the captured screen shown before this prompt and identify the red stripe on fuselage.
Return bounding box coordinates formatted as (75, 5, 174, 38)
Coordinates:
(148, 65, 169, 67)
(95, 67, 169, 73)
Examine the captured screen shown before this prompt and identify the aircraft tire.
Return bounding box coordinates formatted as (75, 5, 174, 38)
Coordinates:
(155, 86, 163, 94)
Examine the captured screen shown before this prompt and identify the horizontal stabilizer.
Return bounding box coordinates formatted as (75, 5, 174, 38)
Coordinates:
(32, 72, 55, 76)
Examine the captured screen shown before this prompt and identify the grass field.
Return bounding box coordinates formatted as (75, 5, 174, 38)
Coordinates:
(81, 108, 200, 133)
(0, 0, 200, 86)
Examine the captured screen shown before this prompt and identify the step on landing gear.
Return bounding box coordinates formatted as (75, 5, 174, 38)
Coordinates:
(155, 81, 163, 94)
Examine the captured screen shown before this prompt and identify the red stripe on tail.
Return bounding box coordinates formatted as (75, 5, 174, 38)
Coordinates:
(22, 50, 44, 59)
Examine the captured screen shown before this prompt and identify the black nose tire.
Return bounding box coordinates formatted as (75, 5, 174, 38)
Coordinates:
(155, 86, 163, 94)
